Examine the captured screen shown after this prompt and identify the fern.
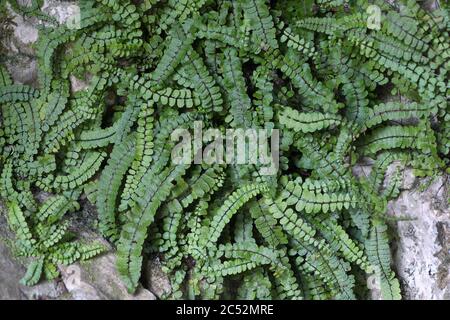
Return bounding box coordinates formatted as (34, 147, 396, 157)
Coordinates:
(205, 183, 269, 246)
(0, 85, 39, 104)
(97, 134, 136, 242)
(117, 165, 188, 292)
(278, 106, 341, 133)
(0, 0, 447, 300)
(240, 0, 278, 52)
(365, 219, 401, 300)
(6, 201, 105, 285)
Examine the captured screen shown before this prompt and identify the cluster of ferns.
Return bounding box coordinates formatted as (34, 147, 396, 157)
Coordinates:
(0, 0, 448, 299)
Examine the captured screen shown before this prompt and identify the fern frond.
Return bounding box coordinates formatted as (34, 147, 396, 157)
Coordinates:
(97, 135, 136, 242)
(365, 220, 401, 300)
(205, 183, 269, 246)
(240, 0, 278, 52)
(278, 106, 341, 133)
(117, 165, 188, 293)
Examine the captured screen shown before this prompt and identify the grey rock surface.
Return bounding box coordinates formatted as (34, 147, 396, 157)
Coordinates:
(42, 0, 80, 26)
(0, 202, 157, 300)
(58, 239, 157, 300)
(352, 163, 449, 299)
(4, 7, 38, 85)
(144, 257, 172, 299)
(0, 235, 157, 300)
(388, 175, 450, 299)
(0, 214, 68, 300)
(3, 0, 78, 84)
(0, 232, 27, 300)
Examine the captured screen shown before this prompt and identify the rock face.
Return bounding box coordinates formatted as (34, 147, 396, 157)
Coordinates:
(0, 215, 68, 300)
(0, 239, 157, 300)
(4, 7, 38, 85)
(0, 244, 67, 300)
(143, 257, 172, 299)
(0, 204, 157, 300)
(0, 228, 29, 300)
(388, 175, 450, 299)
(0, 0, 448, 300)
(354, 163, 449, 300)
(58, 244, 157, 300)
(353, 161, 449, 299)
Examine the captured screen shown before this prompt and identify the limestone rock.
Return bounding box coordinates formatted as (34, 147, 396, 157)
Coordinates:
(143, 257, 172, 299)
(388, 175, 450, 299)
(3, 0, 79, 84)
(0, 235, 27, 299)
(42, 0, 80, 26)
(352, 163, 449, 299)
(4, 6, 38, 84)
(57, 228, 156, 300)
(59, 248, 157, 300)
(0, 215, 67, 300)
(0, 206, 156, 300)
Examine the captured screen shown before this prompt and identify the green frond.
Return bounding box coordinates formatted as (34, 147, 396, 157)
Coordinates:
(278, 106, 341, 133)
(97, 134, 136, 242)
(0, 85, 39, 104)
(117, 165, 188, 293)
(20, 257, 45, 286)
(365, 220, 401, 300)
(205, 183, 269, 246)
